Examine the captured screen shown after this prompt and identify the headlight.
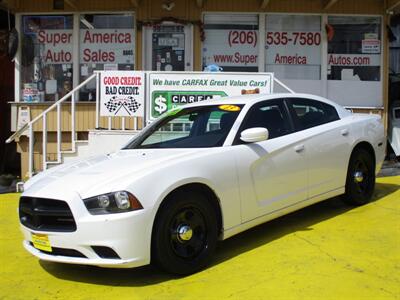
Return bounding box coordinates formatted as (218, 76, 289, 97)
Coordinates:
(83, 191, 143, 215)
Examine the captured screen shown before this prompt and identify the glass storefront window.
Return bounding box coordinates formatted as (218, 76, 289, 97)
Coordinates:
(327, 16, 381, 81)
(20, 15, 73, 102)
(79, 14, 135, 101)
(202, 14, 259, 72)
(265, 14, 322, 80)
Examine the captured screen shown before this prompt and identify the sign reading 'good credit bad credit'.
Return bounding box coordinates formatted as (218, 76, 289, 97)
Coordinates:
(100, 71, 145, 117)
(148, 72, 274, 120)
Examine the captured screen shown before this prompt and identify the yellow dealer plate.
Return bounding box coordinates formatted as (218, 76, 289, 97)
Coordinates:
(31, 233, 52, 252)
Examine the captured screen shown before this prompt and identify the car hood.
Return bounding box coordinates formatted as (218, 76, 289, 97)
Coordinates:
(24, 148, 201, 198)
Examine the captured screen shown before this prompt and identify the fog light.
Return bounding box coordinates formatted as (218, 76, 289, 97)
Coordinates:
(98, 195, 110, 208)
(114, 191, 130, 209)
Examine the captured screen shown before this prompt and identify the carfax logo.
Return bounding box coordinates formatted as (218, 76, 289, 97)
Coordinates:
(152, 91, 227, 118)
(104, 96, 142, 115)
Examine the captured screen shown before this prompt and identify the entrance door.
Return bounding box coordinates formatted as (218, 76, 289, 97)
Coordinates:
(143, 23, 193, 71)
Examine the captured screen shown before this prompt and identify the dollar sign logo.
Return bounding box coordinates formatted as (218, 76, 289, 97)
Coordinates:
(154, 95, 167, 114)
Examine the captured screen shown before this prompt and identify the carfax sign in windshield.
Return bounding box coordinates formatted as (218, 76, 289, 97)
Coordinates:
(148, 72, 274, 120)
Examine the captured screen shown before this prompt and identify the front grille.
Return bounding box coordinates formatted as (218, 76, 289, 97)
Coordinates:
(29, 242, 86, 258)
(19, 197, 77, 232)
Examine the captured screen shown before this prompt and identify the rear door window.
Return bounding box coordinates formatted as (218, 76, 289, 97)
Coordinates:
(286, 98, 340, 130)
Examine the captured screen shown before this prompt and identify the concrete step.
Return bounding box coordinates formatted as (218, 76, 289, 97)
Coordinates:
(62, 140, 89, 163)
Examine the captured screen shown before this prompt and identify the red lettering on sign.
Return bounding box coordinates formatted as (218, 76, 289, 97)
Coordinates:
(37, 30, 72, 47)
(44, 49, 72, 63)
(83, 49, 115, 62)
(120, 76, 142, 85)
(83, 30, 132, 44)
(274, 53, 307, 65)
(103, 76, 120, 85)
(266, 31, 321, 46)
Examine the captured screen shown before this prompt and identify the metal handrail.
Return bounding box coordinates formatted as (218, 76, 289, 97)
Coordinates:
(6, 73, 97, 144)
(6, 73, 98, 177)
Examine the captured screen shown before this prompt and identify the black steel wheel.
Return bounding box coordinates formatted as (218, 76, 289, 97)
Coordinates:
(343, 148, 375, 205)
(152, 191, 218, 275)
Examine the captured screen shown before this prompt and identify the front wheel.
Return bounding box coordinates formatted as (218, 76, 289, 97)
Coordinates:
(152, 191, 218, 275)
(343, 148, 375, 205)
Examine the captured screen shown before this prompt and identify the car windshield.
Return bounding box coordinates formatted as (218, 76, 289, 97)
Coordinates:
(124, 104, 243, 149)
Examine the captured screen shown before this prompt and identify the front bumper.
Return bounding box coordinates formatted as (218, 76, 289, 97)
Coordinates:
(22, 240, 147, 268)
(19, 192, 154, 268)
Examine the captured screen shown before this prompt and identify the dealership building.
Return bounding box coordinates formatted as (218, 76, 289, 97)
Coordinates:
(0, 0, 399, 178)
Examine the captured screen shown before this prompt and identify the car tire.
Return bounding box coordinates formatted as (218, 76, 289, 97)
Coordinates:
(343, 148, 375, 205)
(152, 191, 218, 275)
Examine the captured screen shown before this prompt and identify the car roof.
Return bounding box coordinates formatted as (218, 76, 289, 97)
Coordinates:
(181, 93, 351, 118)
(183, 93, 338, 108)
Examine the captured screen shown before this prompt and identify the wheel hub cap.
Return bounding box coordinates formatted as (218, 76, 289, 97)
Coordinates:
(177, 224, 193, 242)
(354, 171, 364, 183)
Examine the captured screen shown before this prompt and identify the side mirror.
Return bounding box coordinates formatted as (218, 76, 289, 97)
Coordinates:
(240, 127, 269, 143)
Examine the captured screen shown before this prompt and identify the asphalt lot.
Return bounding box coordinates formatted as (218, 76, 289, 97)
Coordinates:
(1, 176, 399, 300)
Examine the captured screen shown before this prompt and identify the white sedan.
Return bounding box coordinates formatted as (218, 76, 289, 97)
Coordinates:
(19, 93, 385, 275)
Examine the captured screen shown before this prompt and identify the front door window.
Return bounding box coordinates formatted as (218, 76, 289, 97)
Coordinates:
(144, 24, 192, 71)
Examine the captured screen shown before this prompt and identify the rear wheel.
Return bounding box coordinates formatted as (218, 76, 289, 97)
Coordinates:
(343, 148, 375, 205)
(152, 191, 218, 275)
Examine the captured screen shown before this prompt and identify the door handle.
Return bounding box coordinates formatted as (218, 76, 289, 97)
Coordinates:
(294, 144, 305, 153)
(341, 129, 349, 136)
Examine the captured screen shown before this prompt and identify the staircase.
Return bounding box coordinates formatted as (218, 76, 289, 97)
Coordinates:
(6, 73, 137, 177)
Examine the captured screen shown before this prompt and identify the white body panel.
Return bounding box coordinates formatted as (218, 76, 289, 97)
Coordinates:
(20, 93, 385, 268)
(234, 134, 307, 222)
(388, 102, 400, 156)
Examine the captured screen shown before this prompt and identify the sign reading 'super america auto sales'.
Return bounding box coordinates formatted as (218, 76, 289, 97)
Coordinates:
(100, 71, 145, 117)
(37, 29, 135, 64)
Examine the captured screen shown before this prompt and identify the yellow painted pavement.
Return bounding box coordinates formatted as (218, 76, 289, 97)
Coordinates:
(0, 176, 399, 300)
